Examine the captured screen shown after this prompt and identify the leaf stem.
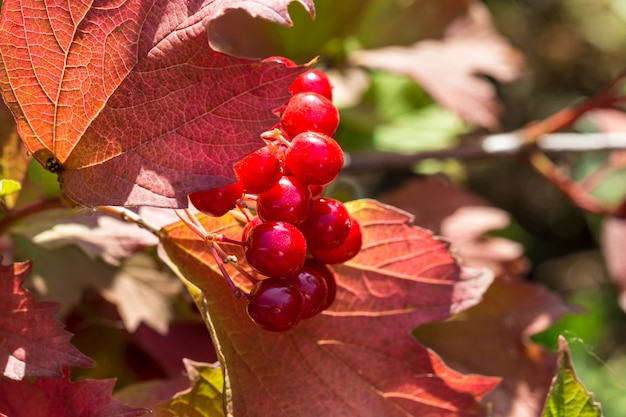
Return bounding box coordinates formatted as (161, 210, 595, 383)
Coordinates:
(209, 243, 246, 299)
(0, 196, 66, 235)
(527, 152, 611, 216)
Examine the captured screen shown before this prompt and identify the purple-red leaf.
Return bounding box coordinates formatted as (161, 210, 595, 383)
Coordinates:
(0, 368, 147, 417)
(160, 199, 499, 417)
(0, 0, 314, 207)
(0, 261, 93, 380)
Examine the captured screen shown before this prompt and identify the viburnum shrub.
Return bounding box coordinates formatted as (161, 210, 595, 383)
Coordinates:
(0, 1, 620, 416)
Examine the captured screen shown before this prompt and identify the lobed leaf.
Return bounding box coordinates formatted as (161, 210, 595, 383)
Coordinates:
(0, 0, 314, 207)
(0, 260, 93, 380)
(541, 336, 603, 417)
(159, 199, 499, 417)
(0, 368, 147, 417)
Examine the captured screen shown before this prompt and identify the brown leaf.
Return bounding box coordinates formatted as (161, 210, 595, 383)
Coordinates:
(414, 279, 580, 417)
(0, 368, 146, 417)
(350, 2, 524, 130)
(160, 199, 499, 417)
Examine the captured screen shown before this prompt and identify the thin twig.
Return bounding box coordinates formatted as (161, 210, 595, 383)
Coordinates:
(527, 151, 611, 216)
(96, 206, 161, 235)
(342, 132, 626, 173)
(0, 197, 66, 235)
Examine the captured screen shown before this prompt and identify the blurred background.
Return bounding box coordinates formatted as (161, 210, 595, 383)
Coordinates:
(8, 1, 626, 415)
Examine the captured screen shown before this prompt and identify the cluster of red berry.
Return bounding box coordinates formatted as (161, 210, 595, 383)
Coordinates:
(186, 58, 361, 332)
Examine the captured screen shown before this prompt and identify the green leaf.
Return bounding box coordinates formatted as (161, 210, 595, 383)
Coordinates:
(542, 336, 603, 417)
(373, 104, 466, 154)
(153, 360, 224, 417)
(0, 179, 21, 197)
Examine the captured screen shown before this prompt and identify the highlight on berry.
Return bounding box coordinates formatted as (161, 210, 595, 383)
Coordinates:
(183, 62, 362, 332)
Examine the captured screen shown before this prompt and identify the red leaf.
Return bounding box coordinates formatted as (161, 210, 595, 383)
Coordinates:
(378, 177, 528, 279)
(160, 199, 499, 417)
(0, 261, 93, 380)
(0, 368, 146, 417)
(414, 279, 580, 417)
(0, 0, 314, 207)
(350, 2, 523, 130)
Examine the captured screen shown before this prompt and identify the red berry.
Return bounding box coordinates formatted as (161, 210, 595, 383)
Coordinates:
(189, 181, 243, 217)
(286, 131, 344, 185)
(311, 217, 362, 264)
(234, 146, 283, 194)
(245, 221, 307, 277)
(299, 198, 351, 251)
(287, 260, 329, 319)
(262, 56, 297, 67)
(281, 92, 339, 138)
(289, 70, 333, 100)
(246, 278, 304, 331)
(257, 176, 311, 226)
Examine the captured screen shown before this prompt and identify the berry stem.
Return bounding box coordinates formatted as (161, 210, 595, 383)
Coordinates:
(261, 128, 291, 147)
(174, 209, 209, 240)
(212, 241, 259, 285)
(234, 201, 252, 222)
(209, 243, 246, 299)
(174, 207, 256, 289)
(209, 234, 246, 246)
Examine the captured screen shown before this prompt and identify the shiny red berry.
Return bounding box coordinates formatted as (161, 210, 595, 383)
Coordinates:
(188, 181, 243, 217)
(245, 221, 307, 277)
(311, 217, 362, 264)
(299, 198, 351, 251)
(287, 260, 329, 319)
(289, 70, 333, 100)
(286, 131, 344, 185)
(281, 92, 339, 138)
(246, 278, 304, 331)
(257, 176, 311, 226)
(234, 146, 283, 194)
